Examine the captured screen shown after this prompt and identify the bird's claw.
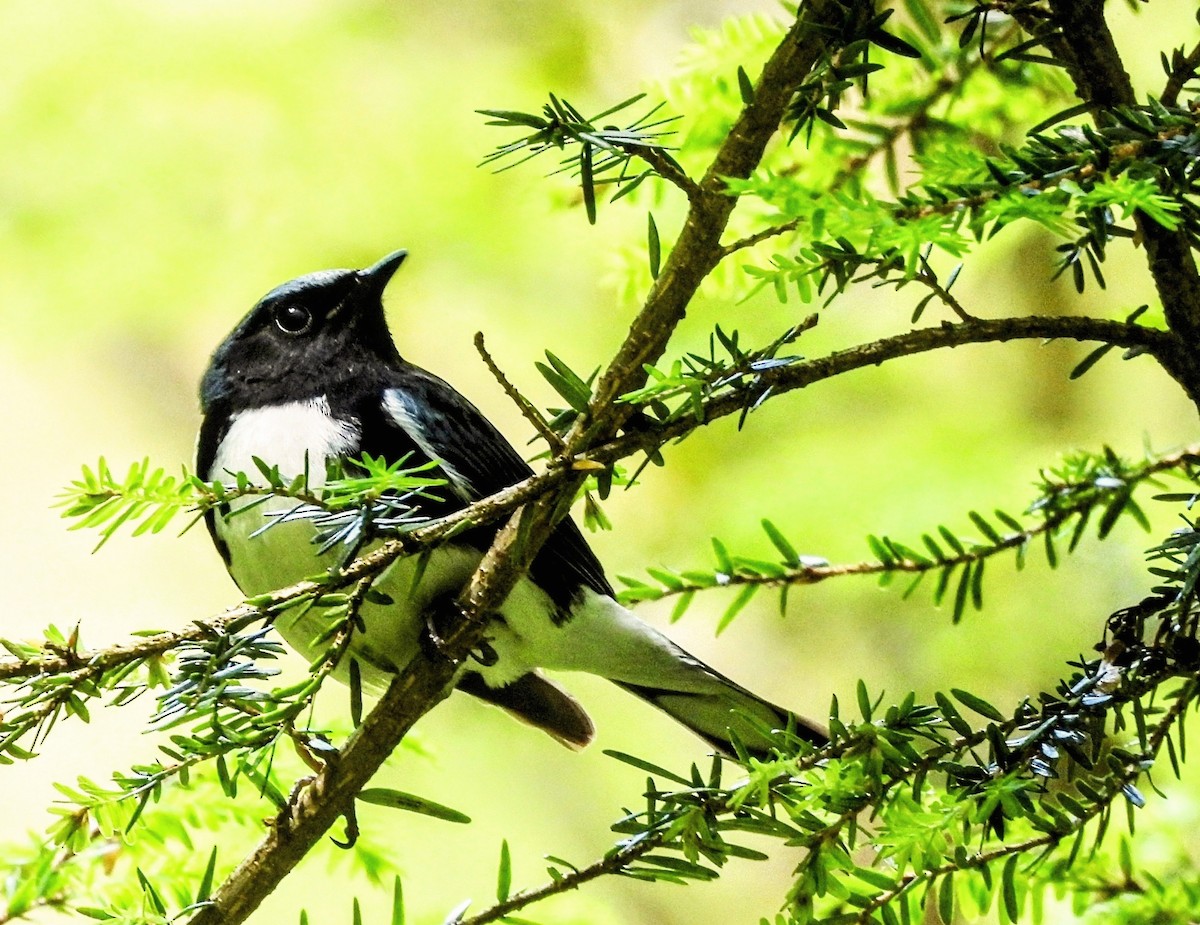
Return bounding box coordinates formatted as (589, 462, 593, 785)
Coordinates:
(420, 598, 500, 668)
(330, 799, 359, 849)
(470, 639, 499, 667)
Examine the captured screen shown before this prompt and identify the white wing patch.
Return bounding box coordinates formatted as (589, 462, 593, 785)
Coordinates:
(382, 389, 472, 498)
(209, 396, 360, 486)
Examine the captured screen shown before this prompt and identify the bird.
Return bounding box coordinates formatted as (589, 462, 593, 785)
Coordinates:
(197, 250, 827, 758)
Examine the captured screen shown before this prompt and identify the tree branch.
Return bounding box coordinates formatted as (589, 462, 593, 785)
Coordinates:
(1161, 40, 1200, 108)
(1041, 0, 1200, 407)
(595, 314, 1173, 464)
(619, 442, 1200, 605)
(474, 332, 564, 453)
(576, 0, 862, 441)
(635, 146, 702, 203)
(457, 833, 666, 925)
(720, 218, 800, 258)
(1, 611, 242, 683)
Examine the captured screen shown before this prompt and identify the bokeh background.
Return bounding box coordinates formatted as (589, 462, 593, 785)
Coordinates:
(3, 1, 1199, 922)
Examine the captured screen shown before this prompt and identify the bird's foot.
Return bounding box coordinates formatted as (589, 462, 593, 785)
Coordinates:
(419, 597, 462, 662)
(330, 799, 359, 849)
(420, 597, 499, 667)
(470, 638, 499, 667)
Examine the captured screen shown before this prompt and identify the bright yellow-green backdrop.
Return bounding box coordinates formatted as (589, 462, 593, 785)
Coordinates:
(3, 1, 1199, 923)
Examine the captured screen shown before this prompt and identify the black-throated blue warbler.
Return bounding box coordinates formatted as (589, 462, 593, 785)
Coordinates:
(197, 250, 826, 756)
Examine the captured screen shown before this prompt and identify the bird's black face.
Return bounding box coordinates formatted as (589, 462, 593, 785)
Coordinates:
(201, 250, 408, 411)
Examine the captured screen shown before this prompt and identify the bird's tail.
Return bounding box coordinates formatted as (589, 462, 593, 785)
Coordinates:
(614, 660, 827, 760)
(557, 592, 826, 758)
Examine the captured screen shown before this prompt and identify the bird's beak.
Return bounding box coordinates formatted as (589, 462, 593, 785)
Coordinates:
(355, 249, 408, 298)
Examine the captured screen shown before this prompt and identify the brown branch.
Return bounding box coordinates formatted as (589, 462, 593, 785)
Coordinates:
(593, 314, 1174, 465)
(1040, 0, 1200, 409)
(457, 834, 667, 925)
(721, 218, 800, 258)
(474, 332, 564, 453)
(1, 614, 239, 683)
(911, 263, 976, 321)
(1161, 40, 1200, 108)
(30, 15, 1190, 923)
(1, 568, 365, 684)
(575, 0, 866, 443)
(635, 146, 702, 203)
(459, 721, 851, 925)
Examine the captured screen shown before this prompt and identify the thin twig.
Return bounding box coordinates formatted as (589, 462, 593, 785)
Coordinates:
(474, 332, 564, 453)
(593, 314, 1174, 465)
(911, 257, 976, 321)
(1160, 40, 1200, 108)
(458, 834, 667, 925)
(721, 219, 800, 258)
(621, 442, 1200, 603)
(636, 146, 702, 203)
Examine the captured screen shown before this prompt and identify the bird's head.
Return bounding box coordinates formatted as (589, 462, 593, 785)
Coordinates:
(201, 250, 408, 411)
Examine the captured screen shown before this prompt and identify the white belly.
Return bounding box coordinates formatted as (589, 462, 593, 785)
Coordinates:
(206, 396, 560, 688)
(216, 492, 470, 690)
(215, 492, 570, 690)
(207, 396, 651, 692)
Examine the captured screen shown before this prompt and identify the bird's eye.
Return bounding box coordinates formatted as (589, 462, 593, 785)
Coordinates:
(274, 304, 313, 335)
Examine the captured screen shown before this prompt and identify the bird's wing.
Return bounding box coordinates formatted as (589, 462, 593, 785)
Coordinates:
(371, 367, 614, 610)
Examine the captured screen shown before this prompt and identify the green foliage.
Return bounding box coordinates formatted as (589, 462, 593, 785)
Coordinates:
(620, 320, 814, 431)
(730, 99, 1198, 308)
(7, 2, 1200, 925)
(56, 454, 447, 555)
(618, 445, 1197, 627)
(534, 349, 599, 434)
(478, 93, 678, 224)
(666, 12, 787, 155)
(479, 595, 1195, 925)
(1, 764, 368, 923)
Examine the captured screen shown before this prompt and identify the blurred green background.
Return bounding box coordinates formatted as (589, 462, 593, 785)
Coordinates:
(4, 1, 1200, 922)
